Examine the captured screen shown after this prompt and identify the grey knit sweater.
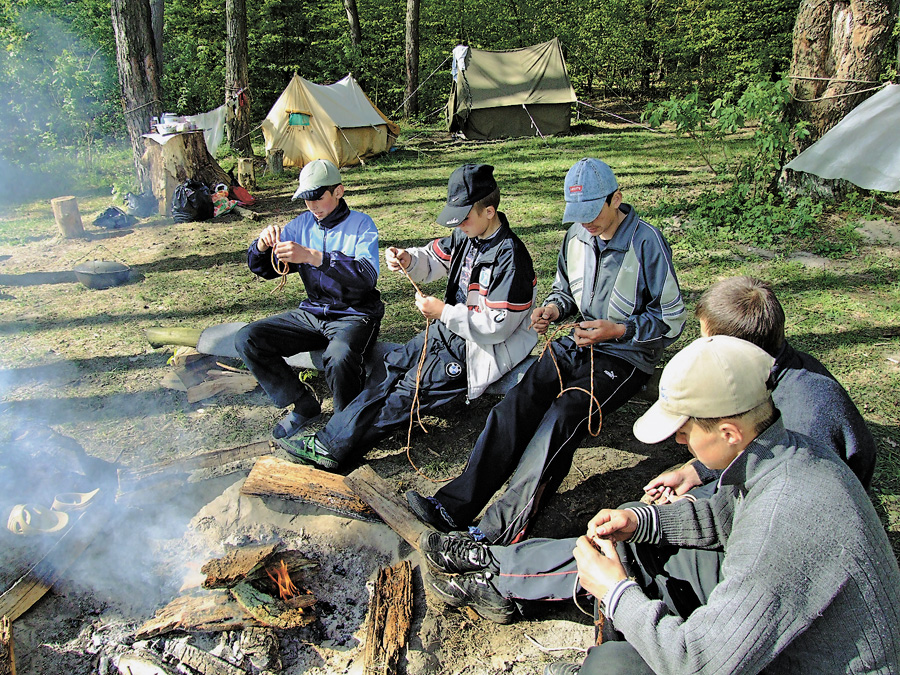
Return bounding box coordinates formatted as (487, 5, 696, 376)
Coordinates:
(611, 418, 900, 674)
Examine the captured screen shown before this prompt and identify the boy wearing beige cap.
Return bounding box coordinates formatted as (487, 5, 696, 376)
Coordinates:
(235, 159, 383, 440)
(421, 336, 900, 672)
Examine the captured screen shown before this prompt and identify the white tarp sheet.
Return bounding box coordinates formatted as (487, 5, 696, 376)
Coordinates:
(785, 84, 900, 192)
(186, 104, 227, 156)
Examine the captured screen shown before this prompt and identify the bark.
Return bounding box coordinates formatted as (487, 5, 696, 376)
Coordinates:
(364, 562, 413, 675)
(404, 0, 420, 118)
(344, 0, 363, 48)
(789, 0, 897, 146)
(0, 616, 13, 675)
(111, 0, 163, 190)
(149, 0, 164, 71)
(345, 465, 428, 549)
(226, 0, 252, 156)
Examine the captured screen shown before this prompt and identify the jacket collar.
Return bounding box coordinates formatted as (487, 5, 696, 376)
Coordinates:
(316, 198, 351, 230)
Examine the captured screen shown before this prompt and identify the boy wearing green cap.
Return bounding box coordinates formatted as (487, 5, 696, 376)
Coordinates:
(278, 163, 538, 470)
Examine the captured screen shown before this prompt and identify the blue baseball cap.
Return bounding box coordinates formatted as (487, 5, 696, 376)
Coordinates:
(562, 158, 619, 224)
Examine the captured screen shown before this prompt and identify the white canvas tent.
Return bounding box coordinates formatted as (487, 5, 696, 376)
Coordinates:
(262, 74, 399, 168)
(785, 84, 900, 192)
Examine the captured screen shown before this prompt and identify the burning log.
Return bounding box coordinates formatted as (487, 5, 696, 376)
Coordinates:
(241, 455, 380, 521)
(0, 616, 14, 675)
(364, 561, 413, 675)
(163, 641, 247, 675)
(201, 543, 281, 589)
(228, 550, 318, 630)
(135, 591, 264, 639)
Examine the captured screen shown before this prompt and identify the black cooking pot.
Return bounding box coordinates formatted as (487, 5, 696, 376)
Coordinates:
(73, 260, 131, 289)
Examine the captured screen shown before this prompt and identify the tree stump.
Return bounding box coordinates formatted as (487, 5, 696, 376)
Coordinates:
(142, 131, 231, 216)
(237, 158, 256, 188)
(266, 149, 284, 175)
(50, 196, 84, 238)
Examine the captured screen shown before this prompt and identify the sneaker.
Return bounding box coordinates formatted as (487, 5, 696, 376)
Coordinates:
(272, 409, 322, 440)
(419, 530, 494, 574)
(543, 663, 580, 675)
(277, 435, 339, 471)
(406, 490, 457, 533)
(425, 568, 516, 624)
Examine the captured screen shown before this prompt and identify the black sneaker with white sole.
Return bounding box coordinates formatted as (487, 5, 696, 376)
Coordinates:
(425, 568, 517, 624)
(419, 530, 494, 574)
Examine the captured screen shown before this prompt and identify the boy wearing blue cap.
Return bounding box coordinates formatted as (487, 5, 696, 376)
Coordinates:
(277, 163, 538, 470)
(235, 159, 383, 440)
(407, 158, 686, 546)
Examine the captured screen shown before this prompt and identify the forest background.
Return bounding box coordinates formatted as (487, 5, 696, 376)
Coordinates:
(4, 0, 898, 204)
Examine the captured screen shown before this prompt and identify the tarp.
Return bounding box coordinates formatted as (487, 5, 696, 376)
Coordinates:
(447, 38, 576, 140)
(784, 84, 900, 192)
(262, 74, 400, 168)
(186, 105, 227, 157)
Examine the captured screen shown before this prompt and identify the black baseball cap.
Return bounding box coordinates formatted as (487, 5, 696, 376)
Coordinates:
(436, 164, 497, 227)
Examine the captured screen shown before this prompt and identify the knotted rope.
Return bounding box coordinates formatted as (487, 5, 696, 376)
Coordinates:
(270, 246, 289, 293)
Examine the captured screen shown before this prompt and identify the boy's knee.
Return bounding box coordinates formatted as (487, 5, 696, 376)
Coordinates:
(324, 340, 361, 366)
(234, 324, 256, 357)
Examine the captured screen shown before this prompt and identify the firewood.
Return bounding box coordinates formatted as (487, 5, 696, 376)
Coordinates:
(229, 578, 315, 629)
(241, 455, 380, 521)
(116, 649, 177, 675)
(364, 561, 413, 675)
(345, 465, 428, 549)
(117, 440, 273, 495)
(135, 591, 264, 639)
(0, 616, 15, 675)
(201, 543, 280, 589)
(50, 196, 84, 238)
(233, 205, 258, 220)
(239, 627, 281, 672)
(163, 641, 246, 675)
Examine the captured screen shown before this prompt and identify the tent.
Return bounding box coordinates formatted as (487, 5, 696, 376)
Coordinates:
(784, 84, 900, 192)
(262, 74, 399, 169)
(446, 38, 576, 140)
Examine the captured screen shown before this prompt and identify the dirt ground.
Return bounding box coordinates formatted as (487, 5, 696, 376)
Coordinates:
(0, 179, 691, 674)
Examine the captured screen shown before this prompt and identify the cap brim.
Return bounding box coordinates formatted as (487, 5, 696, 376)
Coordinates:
(292, 185, 329, 201)
(632, 400, 689, 445)
(563, 199, 603, 225)
(437, 203, 473, 227)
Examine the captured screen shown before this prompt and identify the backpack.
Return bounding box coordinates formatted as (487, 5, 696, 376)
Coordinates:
(171, 179, 214, 223)
(93, 206, 135, 230)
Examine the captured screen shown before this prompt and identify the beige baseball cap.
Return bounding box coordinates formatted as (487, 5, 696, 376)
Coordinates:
(292, 159, 342, 201)
(633, 336, 775, 444)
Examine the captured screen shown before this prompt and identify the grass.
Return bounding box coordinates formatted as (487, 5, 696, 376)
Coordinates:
(0, 118, 898, 561)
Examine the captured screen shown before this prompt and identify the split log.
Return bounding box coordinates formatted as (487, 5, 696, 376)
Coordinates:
(266, 149, 284, 175)
(239, 627, 281, 673)
(117, 440, 272, 495)
(145, 326, 202, 349)
(135, 591, 264, 638)
(163, 641, 246, 675)
(0, 616, 14, 675)
(0, 493, 113, 621)
(236, 158, 256, 189)
(141, 131, 231, 216)
(345, 465, 428, 549)
(241, 455, 380, 521)
(50, 196, 84, 238)
(364, 561, 413, 675)
(202, 543, 280, 589)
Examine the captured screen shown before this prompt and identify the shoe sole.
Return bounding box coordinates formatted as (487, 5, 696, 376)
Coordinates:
(426, 572, 516, 625)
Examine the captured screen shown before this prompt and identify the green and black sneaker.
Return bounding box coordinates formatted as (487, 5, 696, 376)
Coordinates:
(277, 435, 340, 471)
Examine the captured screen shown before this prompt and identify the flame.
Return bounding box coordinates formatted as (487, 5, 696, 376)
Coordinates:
(266, 560, 299, 601)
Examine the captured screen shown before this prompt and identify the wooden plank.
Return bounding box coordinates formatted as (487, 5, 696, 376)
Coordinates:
(344, 465, 427, 549)
(117, 440, 273, 494)
(364, 561, 413, 675)
(240, 455, 380, 522)
(0, 616, 14, 675)
(0, 493, 113, 621)
(135, 591, 264, 639)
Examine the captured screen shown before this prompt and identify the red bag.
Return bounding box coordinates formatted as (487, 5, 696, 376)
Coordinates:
(229, 184, 256, 205)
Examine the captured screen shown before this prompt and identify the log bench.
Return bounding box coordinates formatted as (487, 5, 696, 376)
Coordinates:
(195, 322, 660, 400)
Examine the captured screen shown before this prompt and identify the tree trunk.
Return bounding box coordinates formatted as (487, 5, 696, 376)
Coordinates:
(111, 0, 163, 190)
(149, 0, 164, 72)
(789, 0, 897, 147)
(226, 0, 252, 156)
(344, 0, 362, 48)
(404, 0, 420, 119)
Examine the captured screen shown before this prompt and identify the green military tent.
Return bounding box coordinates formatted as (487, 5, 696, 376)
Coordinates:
(447, 38, 576, 140)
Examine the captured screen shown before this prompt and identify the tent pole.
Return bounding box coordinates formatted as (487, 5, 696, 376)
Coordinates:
(522, 104, 549, 146)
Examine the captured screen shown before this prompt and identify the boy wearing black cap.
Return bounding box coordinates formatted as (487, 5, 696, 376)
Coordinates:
(277, 163, 538, 470)
(407, 157, 685, 545)
(235, 158, 384, 440)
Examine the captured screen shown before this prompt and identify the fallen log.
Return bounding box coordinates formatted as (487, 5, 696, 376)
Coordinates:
(345, 465, 427, 549)
(145, 327, 202, 349)
(0, 616, 14, 675)
(233, 205, 257, 220)
(364, 561, 413, 675)
(241, 455, 380, 521)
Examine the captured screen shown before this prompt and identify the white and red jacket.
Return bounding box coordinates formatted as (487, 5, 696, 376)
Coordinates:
(403, 212, 538, 399)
